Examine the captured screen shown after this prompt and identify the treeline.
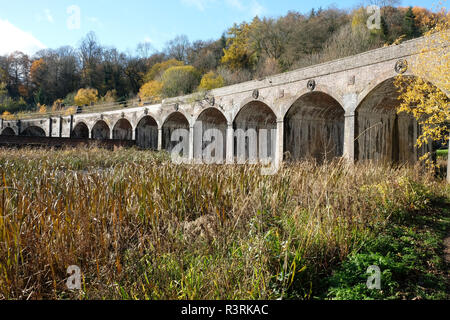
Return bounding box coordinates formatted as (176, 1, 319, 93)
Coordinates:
(0, 5, 443, 116)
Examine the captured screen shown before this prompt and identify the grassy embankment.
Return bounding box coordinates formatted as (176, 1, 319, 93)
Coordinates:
(0, 147, 448, 300)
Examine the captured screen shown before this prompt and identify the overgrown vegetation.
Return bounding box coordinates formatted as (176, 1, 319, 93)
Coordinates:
(395, 15, 449, 166)
(0, 147, 448, 300)
(1, 4, 445, 116)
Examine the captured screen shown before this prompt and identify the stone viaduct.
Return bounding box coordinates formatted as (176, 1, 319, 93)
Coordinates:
(1, 36, 448, 165)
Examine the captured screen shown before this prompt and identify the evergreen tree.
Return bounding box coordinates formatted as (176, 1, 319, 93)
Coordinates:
(381, 16, 389, 39)
(403, 7, 420, 39)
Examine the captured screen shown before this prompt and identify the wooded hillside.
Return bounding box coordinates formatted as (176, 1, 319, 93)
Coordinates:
(0, 5, 444, 117)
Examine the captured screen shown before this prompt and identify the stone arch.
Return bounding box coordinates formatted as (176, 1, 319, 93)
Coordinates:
(280, 84, 344, 118)
(233, 101, 276, 163)
(358, 69, 448, 108)
(136, 115, 158, 149)
(357, 69, 399, 107)
(284, 91, 345, 162)
(161, 108, 192, 128)
(355, 75, 435, 163)
(113, 118, 133, 140)
(72, 122, 89, 139)
(20, 126, 46, 137)
(193, 108, 228, 163)
(234, 97, 277, 121)
(1, 127, 16, 136)
(91, 120, 110, 140)
(162, 112, 190, 154)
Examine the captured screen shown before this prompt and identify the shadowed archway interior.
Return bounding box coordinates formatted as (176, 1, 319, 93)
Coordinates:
(136, 116, 158, 149)
(194, 108, 227, 162)
(284, 92, 345, 162)
(20, 126, 46, 137)
(91, 120, 110, 140)
(72, 122, 89, 139)
(356, 77, 431, 163)
(1, 127, 15, 136)
(113, 119, 132, 140)
(162, 112, 189, 153)
(233, 101, 276, 163)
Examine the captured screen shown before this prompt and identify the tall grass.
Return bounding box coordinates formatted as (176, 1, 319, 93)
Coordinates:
(0, 147, 447, 299)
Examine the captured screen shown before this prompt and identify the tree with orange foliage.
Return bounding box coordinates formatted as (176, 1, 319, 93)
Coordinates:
(52, 99, 64, 112)
(2, 111, 15, 120)
(74, 88, 99, 106)
(143, 59, 184, 82)
(30, 58, 46, 86)
(138, 80, 163, 102)
(37, 103, 47, 114)
(412, 6, 438, 33)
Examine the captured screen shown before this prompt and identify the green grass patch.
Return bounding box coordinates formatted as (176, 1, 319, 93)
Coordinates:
(437, 149, 448, 159)
(324, 200, 450, 300)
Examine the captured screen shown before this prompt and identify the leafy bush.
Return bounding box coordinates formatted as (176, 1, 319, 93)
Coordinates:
(74, 88, 99, 106)
(198, 71, 225, 91)
(161, 65, 201, 97)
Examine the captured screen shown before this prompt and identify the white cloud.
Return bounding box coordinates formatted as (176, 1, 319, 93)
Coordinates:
(182, 0, 266, 16)
(226, 0, 266, 17)
(250, 1, 266, 17)
(87, 17, 103, 28)
(0, 19, 46, 56)
(44, 9, 54, 23)
(226, 0, 244, 11)
(181, 0, 215, 11)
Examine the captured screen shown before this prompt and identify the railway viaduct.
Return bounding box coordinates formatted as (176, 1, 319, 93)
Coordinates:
(1, 35, 448, 165)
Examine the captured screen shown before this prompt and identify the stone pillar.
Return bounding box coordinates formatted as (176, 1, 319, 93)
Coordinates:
(157, 127, 163, 150)
(69, 115, 74, 138)
(132, 127, 136, 141)
(189, 125, 194, 161)
(343, 93, 358, 163)
(343, 113, 356, 161)
(59, 117, 63, 138)
(226, 123, 234, 164)
(48, 117, 53, 137)
(275, 119, 284, 168)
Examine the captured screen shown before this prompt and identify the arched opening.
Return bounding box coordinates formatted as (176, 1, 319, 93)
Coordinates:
(162, 112, 189, 154)
(1, 127, 16, 136)
(194, 108, 227, 163)
(284, 92, 345, 162)
(356, 77, 430, 163)
(136, 116, 158, 149)
(72, 122, 89, 139)
(233, 101, 276, 163)
(113, 118, 132, 140)
(20, 126, 46, 137)
(91, 120, 110, 140)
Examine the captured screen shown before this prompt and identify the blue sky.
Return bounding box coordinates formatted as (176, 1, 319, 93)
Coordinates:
(0, 0, 443, 56)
